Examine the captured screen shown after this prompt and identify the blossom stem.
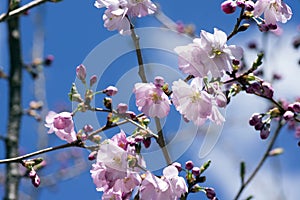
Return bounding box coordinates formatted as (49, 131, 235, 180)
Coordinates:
(227, 7, 245, 41)
(233, 118, 284, 200)
(0, 0, 51, 22)
(154, 117, 172, 165)
(129, 19, 147, 83)
(87, 113, 145, 140)
(125, 117, 158, 139)
(0, 140, 84, 164)
(129, 18, 172, 165)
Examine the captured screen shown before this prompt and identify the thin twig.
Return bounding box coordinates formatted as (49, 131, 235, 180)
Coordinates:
(227, 7, 245, 41)
(129, 19, 147, 83)
(233, 118, 284, 200)
(154, 117, 172, 165)
(0, 0, 50, 22)
(0, 140, 84, 164)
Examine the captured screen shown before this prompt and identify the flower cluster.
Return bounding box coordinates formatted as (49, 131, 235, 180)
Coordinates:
(90, 131, 188, 199)
(90, 131, 144, 199)
(221, 0, 292, 32)
(94, 0, 157, 34)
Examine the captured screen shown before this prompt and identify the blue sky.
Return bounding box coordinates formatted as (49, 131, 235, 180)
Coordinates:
(1, 0, 300, 199)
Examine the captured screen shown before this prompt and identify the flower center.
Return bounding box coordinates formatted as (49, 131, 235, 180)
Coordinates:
(151, 92, 162, 103)
(191, 91, 201, 103)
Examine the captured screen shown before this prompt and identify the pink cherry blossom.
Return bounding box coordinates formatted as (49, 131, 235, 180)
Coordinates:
(127, 0, 157, 17)
(172, 78, 213, 126)
(103, 8, 131, 35)
(174, 28, 243, 78)
(162, 165, 188, 198)
(45, 111, 77, 143)
(253, 0, 292, 25)
(133, 77, 171, 118)
(172, 78, 226, 126)
(139, 171, 170, 199)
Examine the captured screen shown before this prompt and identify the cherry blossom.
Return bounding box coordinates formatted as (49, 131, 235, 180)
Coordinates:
(253, 0, 292, 25)
(133, 76, 171, 118)
(90, 131, 145, 199)
(45, 111, 77, 143)
(174, 28, 243, 78)
(172, 78, 226, 126)
(127, 0, 157, 17)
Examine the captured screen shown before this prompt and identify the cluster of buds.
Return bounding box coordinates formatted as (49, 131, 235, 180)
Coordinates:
(246, 81, 274, 99)
(25, 101, 43, 121)
(23, 55, 54, 79)
(249, 113, 271, 139)
(221, 0, 254, 14)
(22, 157, 45, 187)
(172, 160, 218, 199)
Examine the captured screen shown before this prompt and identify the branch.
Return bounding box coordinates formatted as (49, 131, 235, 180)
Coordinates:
(0, 0, 51, 23)
(0, 140, 84, 165)
(5, 0, 23, 197)
(129, 19, 147, 83)
(154, 117, 172, 165)
(227, 7, 245, 41)
(233, 118, 285, 200)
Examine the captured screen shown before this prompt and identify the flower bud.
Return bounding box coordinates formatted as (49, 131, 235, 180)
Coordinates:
(192, 166, 200, 176)
(245, 1, 254, 11)
(89, 75, 97, 87)
(205, 187, 216, 199)
(249, 113, 262, 126)
(32, 174, 41, 187)
(262, 82, 274, 98)
(216, 93, 227, 108)
(117, 103, 128, 114)
(134, 135, 144, 142)
(44, 55, 54, 66)
(260, 124, 270, 139)
(172, 162, 182, 172)
(283, 110, 294, 121)
(76, 64, 86, 82)
(154, 76, 165, 87)
(88, 151, 97, 161)
(221, 0, 236, 14)
(142, 137, 151, 148)
(29, 169, 37, 178)
(268, 147, 284, 156)
(83, 124, 93, 132)
(103, 86, 118, 96)
(185, 160, 194, 170)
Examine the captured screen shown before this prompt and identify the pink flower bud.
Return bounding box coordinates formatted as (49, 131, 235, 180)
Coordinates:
(29, 170, 37, 178)
(221, 0, 236, 14)
(185, 160, 194, 170)
(83, 124, 93, 132)
(283, 110, 294, 121)
(89, 75, 98, 87)
(76, 64, 86, 81)
(172, 162, 182, 172)
(117, 103, 128, 114)
(44, 55, 54, 66)
(143, 137, 151, 148)
(88, 151, 97, 161)
(192, 167, 200, 176)
(154, 76, 165, 87)
(103, 86, 118, 96)
(32, 174, 41, 187)
(216, 93, 227, 108)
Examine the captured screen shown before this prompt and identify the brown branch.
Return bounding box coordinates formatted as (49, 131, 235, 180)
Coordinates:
(233, 118, 285, 200)
(0, 0, 50, 23)
(0, 141, 84, 165)
(5, 0, 23, 198)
